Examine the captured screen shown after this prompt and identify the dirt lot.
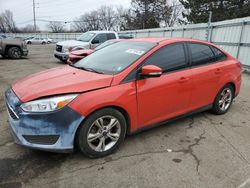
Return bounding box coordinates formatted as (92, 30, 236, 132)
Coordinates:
(0, 45, 250, 188)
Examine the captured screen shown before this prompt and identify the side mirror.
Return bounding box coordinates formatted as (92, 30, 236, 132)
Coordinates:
(140, 65, 162, 78)
(92, 39, 100, 44)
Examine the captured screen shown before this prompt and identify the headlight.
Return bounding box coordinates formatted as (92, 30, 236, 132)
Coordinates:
(22, 42, 27, 48)
(63, 47, 70, 53)
(20, 94, 78, 113)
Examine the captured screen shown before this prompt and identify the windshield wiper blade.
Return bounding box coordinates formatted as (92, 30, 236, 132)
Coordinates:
(84, 67, 104, 74)
(70, 65, 104, 74)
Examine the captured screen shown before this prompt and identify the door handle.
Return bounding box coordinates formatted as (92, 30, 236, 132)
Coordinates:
(215, 68, 222, 74)
(178, 77, 190, 83)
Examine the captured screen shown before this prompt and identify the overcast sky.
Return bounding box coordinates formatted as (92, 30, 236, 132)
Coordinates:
(0, 0, 131, 30)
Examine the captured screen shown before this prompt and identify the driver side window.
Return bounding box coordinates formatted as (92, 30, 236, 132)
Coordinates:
(143, 43, 187, 73)
(92, 34, 108, 44)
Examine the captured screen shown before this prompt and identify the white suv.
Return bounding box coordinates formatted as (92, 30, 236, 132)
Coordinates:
(54, 31, 119, 62)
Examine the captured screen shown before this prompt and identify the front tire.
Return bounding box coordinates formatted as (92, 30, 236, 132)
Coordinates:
(212, 84, 234, 115)
(8, 47, 22, 59)
(76, 108, 127, 158)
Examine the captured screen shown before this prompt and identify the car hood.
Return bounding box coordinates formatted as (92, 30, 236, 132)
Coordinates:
(56, 40, 89, 48)
(2, 38, 23, 45)
(12, 65, 113, 102)
(71, 49, 95, 56)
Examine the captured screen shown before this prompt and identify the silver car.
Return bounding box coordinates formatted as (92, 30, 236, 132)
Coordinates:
(25, 37, 47, 45)
(54, 31, 119, 62)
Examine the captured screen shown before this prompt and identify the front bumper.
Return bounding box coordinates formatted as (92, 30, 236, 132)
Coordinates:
(5, 89, 84, 152)
(54, 50, 69, 62)
(22, 48, 28, 56)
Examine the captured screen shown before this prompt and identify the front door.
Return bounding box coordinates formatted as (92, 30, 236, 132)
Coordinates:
(136, 43, 193, 128)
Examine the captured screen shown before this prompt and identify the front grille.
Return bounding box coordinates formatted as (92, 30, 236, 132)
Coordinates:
(23, 135, 59, 145)
(6, 103, 19, 120)
(56, 45, 62, 52)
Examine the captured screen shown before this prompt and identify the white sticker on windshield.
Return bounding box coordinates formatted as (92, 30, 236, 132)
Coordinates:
(126, 49, 145, 56)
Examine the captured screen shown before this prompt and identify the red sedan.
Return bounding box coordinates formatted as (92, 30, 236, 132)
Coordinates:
(67, 39, 123, 64)
(5, 38, 241, 158)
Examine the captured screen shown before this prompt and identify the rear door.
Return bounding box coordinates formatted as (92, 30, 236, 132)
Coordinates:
(136, 43, 193, 128)
(107, 33, 116, 40)
(187, 42, 226, 110)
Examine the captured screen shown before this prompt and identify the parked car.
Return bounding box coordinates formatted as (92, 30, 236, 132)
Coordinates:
(0, 34, 7, 38)
(44, 37, 53, 43)
(0, 36, 28, 58)
(67, 39, 123, 64)
(25, 37, 47, 45)
(5, 38, 241, 157)
(54, 31, 119, 62)
(118, 34, 134, 39)
(24, 36, 34, 41)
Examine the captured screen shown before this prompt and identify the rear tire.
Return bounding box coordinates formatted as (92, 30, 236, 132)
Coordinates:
(76, 108, 126, 158)
(8, 47, 22, 59)
(212, 84, 234, 115)
(27, 41, 31, 44)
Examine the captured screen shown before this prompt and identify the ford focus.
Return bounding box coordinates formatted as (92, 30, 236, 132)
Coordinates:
(5, 38, 241, 158)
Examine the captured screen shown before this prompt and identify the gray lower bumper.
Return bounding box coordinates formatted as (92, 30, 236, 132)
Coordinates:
(5, 88, 84, 153)
(54, 51, 69, 62)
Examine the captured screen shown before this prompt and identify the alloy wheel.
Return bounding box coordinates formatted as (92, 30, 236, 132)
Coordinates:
(87, 115, 121, 152)
(12, 49, 21, 58)
(219, 88, 232, 111)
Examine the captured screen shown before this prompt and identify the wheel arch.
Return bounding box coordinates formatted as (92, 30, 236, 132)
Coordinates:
(212, 81, 237, 106)
(224, 82, 236, 97)
(4, 45, 21, 55)
(73, 105, 131, 147)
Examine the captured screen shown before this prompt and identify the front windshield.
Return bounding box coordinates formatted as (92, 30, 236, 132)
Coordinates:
(77, 32, 95, 42)
(74, 41, 156, 75)
(95, 40, 117, 50)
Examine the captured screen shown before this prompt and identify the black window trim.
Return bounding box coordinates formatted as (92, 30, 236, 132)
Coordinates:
(186, 41, 227, 68)
(121, 42, 190, 84)
(210, 45, 227, 62)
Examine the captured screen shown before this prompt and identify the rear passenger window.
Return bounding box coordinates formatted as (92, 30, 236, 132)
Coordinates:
(107, 33, 116, 40)
(211, 47, 227, 61)
(143, 43, 187, 73)
(189, 43, 215, 66)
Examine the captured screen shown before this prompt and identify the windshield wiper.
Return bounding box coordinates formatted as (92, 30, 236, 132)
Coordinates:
(69, 64, 104, 74)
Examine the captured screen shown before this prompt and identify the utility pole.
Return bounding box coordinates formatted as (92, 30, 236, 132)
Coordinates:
(33, 0, 36, 32)
(207, 11, 212, 42)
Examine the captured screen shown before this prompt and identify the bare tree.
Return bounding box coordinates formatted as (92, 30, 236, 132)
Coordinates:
(71, 5, 121, 32)
(20, 24, 36, 33)
(165, 0, 184, 27)
(98, 5, 118, 30)
(0, 16, 7, 33)
(71, 10, 101, 32)
(47, 21, 65, 33)
(115, 6, 134, 31)
(0, 10, 17, 33)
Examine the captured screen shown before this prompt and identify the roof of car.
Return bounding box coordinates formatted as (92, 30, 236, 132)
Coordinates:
(87, 30, 117, 34)
(128, 37, 213, 45)
(128, 38, 166, 43)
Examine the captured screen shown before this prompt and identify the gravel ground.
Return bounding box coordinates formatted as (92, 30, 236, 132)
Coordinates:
(0, 45, 250, 188)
